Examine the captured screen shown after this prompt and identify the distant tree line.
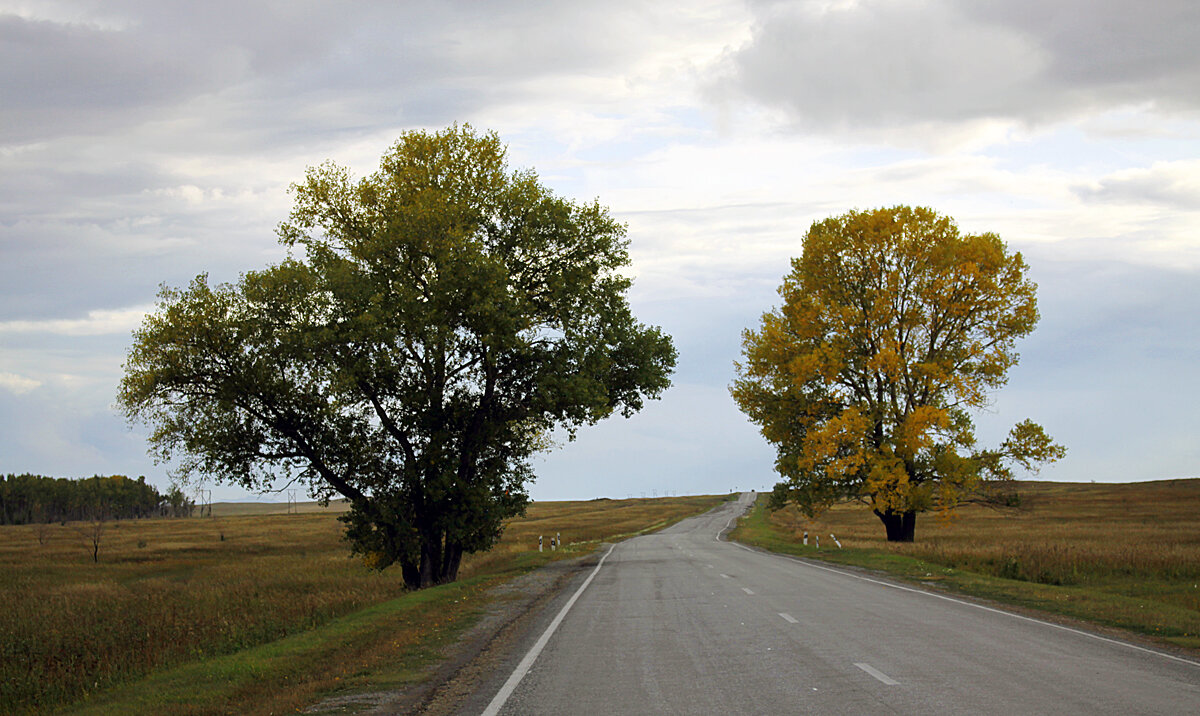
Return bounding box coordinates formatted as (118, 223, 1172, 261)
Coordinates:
(0, 474, 195, 525)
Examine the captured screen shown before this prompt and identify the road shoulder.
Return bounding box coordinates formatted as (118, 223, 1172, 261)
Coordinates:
(303, 550, 603, 715)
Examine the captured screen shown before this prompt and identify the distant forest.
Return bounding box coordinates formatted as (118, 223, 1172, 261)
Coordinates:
(0, 474, 195, 525)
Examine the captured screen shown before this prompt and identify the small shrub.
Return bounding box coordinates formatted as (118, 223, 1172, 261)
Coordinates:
(998, 556, 1024, 581)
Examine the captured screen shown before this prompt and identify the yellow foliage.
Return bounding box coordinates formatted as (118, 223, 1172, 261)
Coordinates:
(731, 206, 1063, 533)
(361, 550, 390, 570)
(865, 452, 910, 513)
(895, 406, 948, 457)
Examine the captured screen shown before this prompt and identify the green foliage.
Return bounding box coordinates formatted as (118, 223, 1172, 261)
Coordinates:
(0, 474, 183, 525)
(118, 125, 676, 589)
(732, 206, 1064, 541)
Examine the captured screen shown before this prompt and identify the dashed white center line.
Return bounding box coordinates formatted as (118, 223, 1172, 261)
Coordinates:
(855, 662, 899, 685)
(742, 587, 755, 595)
(727, 539, 1200, 671)
(720, 573, 731, 579)
(779, 612, 798, 623)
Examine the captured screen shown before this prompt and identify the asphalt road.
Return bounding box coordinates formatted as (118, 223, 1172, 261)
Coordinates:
(459, 493, 1200, 715)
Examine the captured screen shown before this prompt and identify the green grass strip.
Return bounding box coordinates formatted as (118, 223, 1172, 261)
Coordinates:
(63, 573, 506, 716)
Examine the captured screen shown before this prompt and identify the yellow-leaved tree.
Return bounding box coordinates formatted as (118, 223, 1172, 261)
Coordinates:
(732, 206, 1064, 542)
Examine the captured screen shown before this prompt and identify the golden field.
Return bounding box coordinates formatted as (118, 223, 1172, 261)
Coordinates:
(0, 494, 726, 714)
(732, 479, 1200, 650)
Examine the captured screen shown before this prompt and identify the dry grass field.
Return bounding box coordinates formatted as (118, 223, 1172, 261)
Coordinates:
(732, 479, 1200, 651)
(0, 494, 726, 714)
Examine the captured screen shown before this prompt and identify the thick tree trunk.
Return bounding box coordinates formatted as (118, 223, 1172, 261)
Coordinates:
(403, 531, 465, 589)
(417, 538, 440, 589)
(401, 559, 421, 590)
(440, 542, 463, 585)
(874, 509, 917, 542)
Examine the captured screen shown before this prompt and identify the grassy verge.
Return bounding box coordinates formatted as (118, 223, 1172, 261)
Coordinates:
(67, 572, 505, 716)
(730, 481, 1200, 653)
(2, 494, 724, 715)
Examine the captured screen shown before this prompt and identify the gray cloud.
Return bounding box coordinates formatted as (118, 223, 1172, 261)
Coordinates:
(0, 0, 749, 497)
(1, 13, 250, 144)
(0, 373, 154, 478)
(965, 1, 1200, 95)
(0, 147, 285, 322)
(1073, 161, 1200, 210)
(1, 1, 682, 148)
(3, 0, 1197, 499)
(0, 0, 708, 325)
(715, 0, 1200, 133)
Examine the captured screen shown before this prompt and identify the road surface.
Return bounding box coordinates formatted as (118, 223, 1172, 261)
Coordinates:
(458, 493, 1200, 714)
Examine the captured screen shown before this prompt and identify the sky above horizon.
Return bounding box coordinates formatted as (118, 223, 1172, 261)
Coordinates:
(2, 0, 1198, 502)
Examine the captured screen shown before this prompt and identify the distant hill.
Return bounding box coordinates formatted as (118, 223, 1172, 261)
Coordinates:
(210, 499, 351, 517)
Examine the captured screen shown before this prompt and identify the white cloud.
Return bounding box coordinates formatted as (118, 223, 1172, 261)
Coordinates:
(0, 371, 41, 394)
(0, 1, 134, 30)
(535, 381, 775, 500)
(0, 305, 150, 336)
(1074, 160, 1200, 210)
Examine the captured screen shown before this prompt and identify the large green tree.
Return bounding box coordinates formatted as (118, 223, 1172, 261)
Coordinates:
(119, 125, 676, 588)
(732, 206, 1064, 542)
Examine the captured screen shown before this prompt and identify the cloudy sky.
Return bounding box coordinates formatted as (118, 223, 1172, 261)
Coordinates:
(2, 0, 1198, 502)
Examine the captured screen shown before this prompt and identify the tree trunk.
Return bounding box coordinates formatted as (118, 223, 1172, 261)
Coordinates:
(401, 558, 421, 591)
(400, 535, 466, 589)
(439, 542, 463, 585)
(417, 538, 439, 589)
(874, 509, 917, 542)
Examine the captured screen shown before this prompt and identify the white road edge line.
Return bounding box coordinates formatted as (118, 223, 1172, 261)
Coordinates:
(779, 612, 798, 623)
(855, 662, 900, 685)
(716, 505, 742, 541)
(728, 540, 1200, 669)
(481, 543, 616, 716)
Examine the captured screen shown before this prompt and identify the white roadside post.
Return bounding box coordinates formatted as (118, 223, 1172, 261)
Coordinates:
(539, 535, 543, 552)
(831, 534, 842, 548)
